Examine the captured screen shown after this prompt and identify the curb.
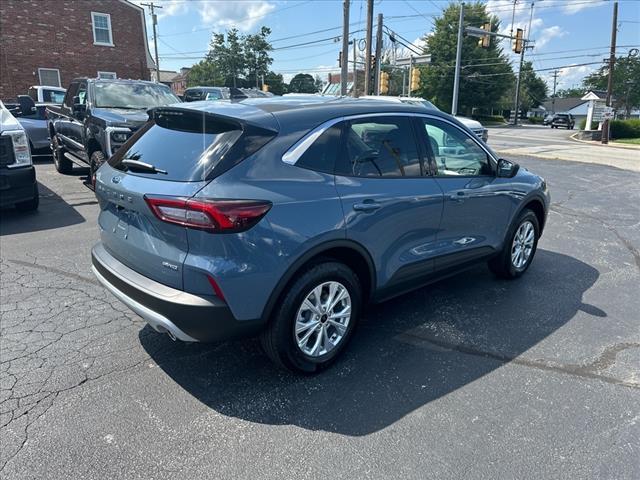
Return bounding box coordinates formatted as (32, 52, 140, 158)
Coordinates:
(570, 132, 640, 150)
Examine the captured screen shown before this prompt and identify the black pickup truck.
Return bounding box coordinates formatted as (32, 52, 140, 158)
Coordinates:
(47, 78, 180, 185)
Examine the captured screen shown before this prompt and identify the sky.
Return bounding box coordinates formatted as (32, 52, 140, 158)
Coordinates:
(133, 0, 640, 91)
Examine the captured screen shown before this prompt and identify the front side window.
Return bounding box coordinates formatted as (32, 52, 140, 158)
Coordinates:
(94, 82, 180, 109)
(336, 116, 423, 177)
(92, 12, 113, 46)
(38, 68, 61, 87)
(421, 119, 493, 177)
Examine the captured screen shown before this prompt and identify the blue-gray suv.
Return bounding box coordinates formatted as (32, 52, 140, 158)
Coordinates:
(91, 98, 550, 373)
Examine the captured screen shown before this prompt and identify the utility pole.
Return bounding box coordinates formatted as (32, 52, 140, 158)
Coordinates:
(374, 13, 383, 95)
(341, 0, 350, 96)
(141, 2, 162, 83)
(352, 38, 357, 97)
(452, 3, 464, 115)
(364, 0, 374, 95)
(551, 69, 559, 114)
(513, 1, 534, 126)
(602, 1, 618, 144)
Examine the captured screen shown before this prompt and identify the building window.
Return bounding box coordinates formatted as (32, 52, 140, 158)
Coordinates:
(38, 68, 61, 87)
(98, 71, 117, 80)
(91, 12, 113, 46)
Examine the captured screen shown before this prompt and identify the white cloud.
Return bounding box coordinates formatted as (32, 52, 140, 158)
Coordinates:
(562, 0, 607, 15)
(535, 25, 567, 48)
(198, 1, 276, 31)
(555, 64, 595, 89)
(129, 0, 188, 19)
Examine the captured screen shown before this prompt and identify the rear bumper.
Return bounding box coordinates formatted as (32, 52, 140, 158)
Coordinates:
(0, 166, 37, 207)
(91, 243, 263, 342)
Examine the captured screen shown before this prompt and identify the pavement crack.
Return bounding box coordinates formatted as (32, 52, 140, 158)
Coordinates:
(8, 259, 98, 285)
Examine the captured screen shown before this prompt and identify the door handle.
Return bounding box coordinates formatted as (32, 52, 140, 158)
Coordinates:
(449, 191, 466, 202)
(353, 200, 381, 212)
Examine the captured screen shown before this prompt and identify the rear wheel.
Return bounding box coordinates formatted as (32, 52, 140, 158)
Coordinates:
(90, 150, 106, 188)
(489, 209, 539, 279)
(260, 261, 362, 373)
(52, 135, 72, 174)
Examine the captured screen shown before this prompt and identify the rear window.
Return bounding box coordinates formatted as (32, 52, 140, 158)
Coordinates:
(108, 109, 275, 181)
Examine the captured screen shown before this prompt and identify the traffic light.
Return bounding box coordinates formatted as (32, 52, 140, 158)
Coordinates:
(478, 23, 491, 48)
(410, 68, 420, 91)
(379, 71, 389, 94)
(513, 28, 524, 54)
(338, 51, 343, 68)
(370, 55, 376, 72)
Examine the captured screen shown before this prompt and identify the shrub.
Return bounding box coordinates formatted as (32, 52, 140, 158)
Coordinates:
(610, 119, 640, 139)
(578, 118, 599, 130)
(471, 114, 506, 124)
(528, 116, 544, 124)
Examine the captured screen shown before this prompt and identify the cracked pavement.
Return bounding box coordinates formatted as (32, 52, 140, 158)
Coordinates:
(0, 157, 639, 479)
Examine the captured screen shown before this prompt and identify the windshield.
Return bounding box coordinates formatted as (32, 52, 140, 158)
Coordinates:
(94, 82, 180, 109)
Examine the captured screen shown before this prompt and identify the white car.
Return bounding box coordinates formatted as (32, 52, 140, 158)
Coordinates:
(0, 100, 39, 211)
(361, 95, 489, 142)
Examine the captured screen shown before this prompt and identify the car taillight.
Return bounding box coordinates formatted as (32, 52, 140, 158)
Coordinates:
(144, 196, 272, 233)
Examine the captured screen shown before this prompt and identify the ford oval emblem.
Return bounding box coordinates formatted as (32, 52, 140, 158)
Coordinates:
(111, 176, 121, 184)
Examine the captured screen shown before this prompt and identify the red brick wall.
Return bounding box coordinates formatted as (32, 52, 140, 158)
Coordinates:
(0, 0, 152, 100)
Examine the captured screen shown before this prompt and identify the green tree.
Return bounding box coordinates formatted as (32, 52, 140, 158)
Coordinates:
(553, 87, 585, 98)
(187, 59, 224, 87)
(264, 71, 287, 95)
(583, 55, 640, 118)
(518, 61, 548, 113)
(207, 28, 245, 87)
(314, 75, 324, 93)
(416, 2, 514, 115)
(288, 73, 316, 93)
(244, 27, 273, 88)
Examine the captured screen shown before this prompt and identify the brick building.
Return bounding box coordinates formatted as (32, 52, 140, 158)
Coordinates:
(0, 0, 155, 100)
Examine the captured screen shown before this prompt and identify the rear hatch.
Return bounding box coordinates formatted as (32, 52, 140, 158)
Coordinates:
(95, 106, 276, 290)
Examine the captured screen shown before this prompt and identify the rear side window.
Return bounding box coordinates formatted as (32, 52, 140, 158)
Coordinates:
(109, 109, 275, 182)
(297, 125, 341, 173)
(336, 116, 423, 177)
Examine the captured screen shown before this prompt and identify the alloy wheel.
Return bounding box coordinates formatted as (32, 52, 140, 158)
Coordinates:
(511, 220, 535, 269)
(294, 281, 352, 357)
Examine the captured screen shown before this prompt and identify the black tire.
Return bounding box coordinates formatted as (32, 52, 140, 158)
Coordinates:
(260, 261, 362, 373)
(90, 150, 106, 187)
(52, 134, 72, 174)
(489, 209, 540, 279)
(15, 184, 39, 212)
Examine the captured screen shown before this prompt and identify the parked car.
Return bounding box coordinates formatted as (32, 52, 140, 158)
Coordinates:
(543, 114, 554, 126)
(91, 98, 550, 372)
(362, 95, 489, 142)
(12, 96, 51, 154)
(47, 78, 180, 186)
(550, 113, 575, 129)
(27, 85, 66, 105)
(0, 100, 39, 211)
(184, 86, 270, 102)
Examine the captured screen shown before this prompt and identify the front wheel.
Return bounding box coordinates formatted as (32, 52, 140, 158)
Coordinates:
(260, 262, 362, 373)
(489, 209, 540, 279)
(52, 135, 72, 174)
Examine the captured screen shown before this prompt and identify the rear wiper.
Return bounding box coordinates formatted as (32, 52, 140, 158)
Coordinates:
(121, 159, 167, 174)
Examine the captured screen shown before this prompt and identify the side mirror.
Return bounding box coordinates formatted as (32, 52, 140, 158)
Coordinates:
(497, 158, 519, 178)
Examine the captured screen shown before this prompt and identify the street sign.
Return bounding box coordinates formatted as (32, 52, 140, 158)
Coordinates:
(591, 101, 607, 122)
(396, 55, 431, 67)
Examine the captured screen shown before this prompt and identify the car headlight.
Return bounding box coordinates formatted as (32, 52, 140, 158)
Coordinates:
(110, 131, 130, 143)
(2, 130, 32, 167)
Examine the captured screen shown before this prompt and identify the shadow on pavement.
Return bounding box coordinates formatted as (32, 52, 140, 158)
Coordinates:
(140, 249, 602, 436)
(0, 182, 86, 235)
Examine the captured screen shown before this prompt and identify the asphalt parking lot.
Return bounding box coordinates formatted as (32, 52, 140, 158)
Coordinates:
(1, 155, 639, 479)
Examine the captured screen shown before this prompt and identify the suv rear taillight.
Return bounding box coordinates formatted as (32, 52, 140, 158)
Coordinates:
(144, 196, 272, 233)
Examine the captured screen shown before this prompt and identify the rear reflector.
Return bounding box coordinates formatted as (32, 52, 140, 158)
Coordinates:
(144, 196, 272, 233)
